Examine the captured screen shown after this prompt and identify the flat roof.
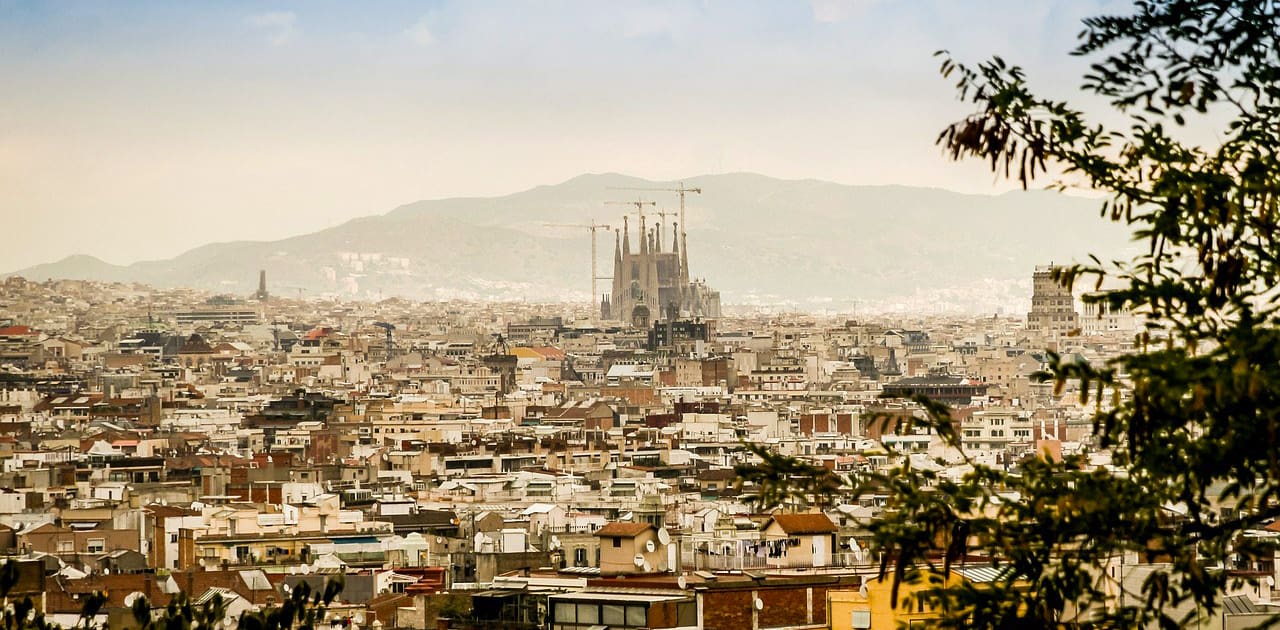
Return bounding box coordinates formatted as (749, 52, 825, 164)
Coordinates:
(547, 592, 688, 604)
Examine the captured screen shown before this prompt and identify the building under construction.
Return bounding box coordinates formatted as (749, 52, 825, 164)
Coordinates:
(601, 213, 721, 327)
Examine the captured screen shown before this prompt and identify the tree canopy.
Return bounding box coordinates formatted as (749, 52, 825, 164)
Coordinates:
(740, 1, 1280, 626)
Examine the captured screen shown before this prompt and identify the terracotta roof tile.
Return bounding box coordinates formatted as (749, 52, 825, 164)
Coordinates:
(768, 513, 837, 535)
(594, 522, 653, 538)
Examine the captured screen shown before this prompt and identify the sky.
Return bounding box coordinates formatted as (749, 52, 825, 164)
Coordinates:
(0, 0, 1132, 271)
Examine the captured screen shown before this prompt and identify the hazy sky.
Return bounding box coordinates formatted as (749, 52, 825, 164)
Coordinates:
(0, 0, 1129, 271)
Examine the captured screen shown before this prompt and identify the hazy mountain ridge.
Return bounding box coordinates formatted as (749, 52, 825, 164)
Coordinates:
(8, 173, 1131, 309)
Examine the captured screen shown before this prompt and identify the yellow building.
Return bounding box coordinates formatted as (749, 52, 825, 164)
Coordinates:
(828, 567, 1006, 630)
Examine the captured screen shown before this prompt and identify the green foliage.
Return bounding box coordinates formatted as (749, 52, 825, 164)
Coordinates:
(236, 577, 344, 630)
(0, 561, 342, 630)
(739, 1, 1280, 626)
(435, 594, 472, 621)
(0, 561, 60, 630)
(735, 442, 844, 511)
(129, 592, 228, 630)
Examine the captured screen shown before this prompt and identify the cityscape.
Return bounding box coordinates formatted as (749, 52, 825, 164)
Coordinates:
(2, 1, 1277, 629)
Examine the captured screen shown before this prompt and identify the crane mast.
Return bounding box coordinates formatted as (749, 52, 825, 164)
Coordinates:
(607, 184, 701, 272)
(544, 219, 612, 312)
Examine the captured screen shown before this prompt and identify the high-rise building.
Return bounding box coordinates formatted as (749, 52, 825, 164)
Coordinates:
(254, 270, 270, 301)
(1026, 265, 1079, 340)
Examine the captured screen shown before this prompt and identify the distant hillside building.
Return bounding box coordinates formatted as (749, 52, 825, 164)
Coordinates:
(1026, 265, 1078, 340)
(602, 214, 721, 327)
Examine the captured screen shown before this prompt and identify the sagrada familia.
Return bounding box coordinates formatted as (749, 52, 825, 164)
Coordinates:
(601, 213, 721, 327)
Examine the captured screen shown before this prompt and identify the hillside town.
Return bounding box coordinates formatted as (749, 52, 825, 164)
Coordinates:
(0, 258, 1241, 630)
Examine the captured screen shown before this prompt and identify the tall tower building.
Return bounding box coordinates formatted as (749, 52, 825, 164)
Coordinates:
(254, 270, 270, 301)
(1026, 265, 1078, 340)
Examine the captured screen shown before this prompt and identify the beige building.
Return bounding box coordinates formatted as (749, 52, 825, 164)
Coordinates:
(1026, 265, 1079, 343)
(594, 522, 670, 575)
(760, 512, 838, 568)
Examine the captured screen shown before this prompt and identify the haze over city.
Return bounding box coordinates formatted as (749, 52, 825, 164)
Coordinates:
(2, 0, 1123, 273)
(6, 1, 1270, 629)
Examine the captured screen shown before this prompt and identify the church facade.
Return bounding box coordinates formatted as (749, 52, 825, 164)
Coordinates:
(601, 214, 721, 327)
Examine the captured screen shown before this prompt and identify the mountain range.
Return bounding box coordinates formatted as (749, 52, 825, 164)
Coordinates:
(7, 173, 1132, 312)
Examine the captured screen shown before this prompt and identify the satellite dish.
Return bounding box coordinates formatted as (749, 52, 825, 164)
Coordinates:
(754, 598, 765, 611)
(633, 554, 645, 567)
(657, 529, 671, 545)
(551, 536, 561, 549)
(645, 540, 656, 553)
(643, 560, 653, 573)
(677, 575, 688, 589)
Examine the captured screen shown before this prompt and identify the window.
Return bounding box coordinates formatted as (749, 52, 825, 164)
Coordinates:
(554, 604, 575, 624)
(677, 601, 697, 627)
(554, 602, 648, 628)
(574, 548, 587, 567)
(86, 538, 105, 553)
(56, 540, 73, 553)
(612, 537, 622, 548)
(603, 604, 625, 626)
(851, 610, 872, 629)
(626, 606, 646, 626)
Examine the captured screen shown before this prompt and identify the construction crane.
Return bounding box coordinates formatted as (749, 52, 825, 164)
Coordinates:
(544, 219, 612, 305)
(608, 183, 702, 242)
(373, 322, 395, 362)
(604, 199, 656, 225)
(653, 208, 675, 250)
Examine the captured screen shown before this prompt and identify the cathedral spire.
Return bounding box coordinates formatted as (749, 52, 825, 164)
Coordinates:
(639, 214, 649, 255)
(608, 227, 623, 322)
(622, 216, 631, 256)
(680, 222, 690, 286)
